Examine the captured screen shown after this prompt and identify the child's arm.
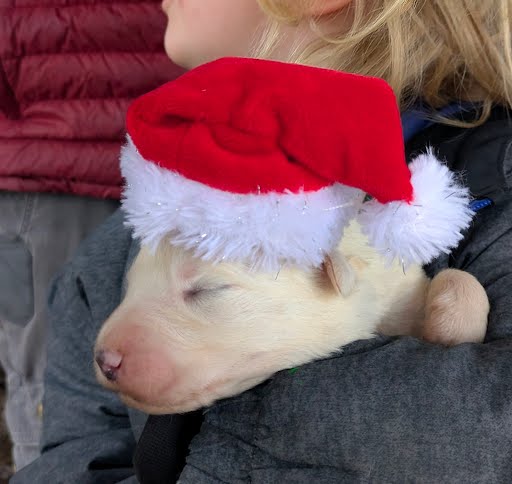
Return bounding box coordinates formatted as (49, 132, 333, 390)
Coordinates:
(425, 176, 512, 341)
(456, 198, 512, 341)
(180, 187, 512, 483)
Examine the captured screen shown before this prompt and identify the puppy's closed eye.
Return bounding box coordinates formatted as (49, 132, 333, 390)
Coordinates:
(184, 285, 232, 302)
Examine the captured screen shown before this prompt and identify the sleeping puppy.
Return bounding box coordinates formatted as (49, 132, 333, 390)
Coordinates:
(94, 222, 489, 415)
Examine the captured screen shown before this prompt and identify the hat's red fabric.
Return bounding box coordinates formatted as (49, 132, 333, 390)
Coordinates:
(122, 57, 473, 270)
(127, 57, 413, 204)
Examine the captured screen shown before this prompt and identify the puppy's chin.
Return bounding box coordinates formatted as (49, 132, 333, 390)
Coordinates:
(119, 394, 192, 415)
(119, 373, 272, 415)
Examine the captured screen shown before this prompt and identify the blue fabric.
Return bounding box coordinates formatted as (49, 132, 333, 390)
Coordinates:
(470, 198, 493, 212)
(401, 103, 474, 142)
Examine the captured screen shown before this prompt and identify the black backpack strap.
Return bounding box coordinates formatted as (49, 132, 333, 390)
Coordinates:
(133, 411, 203, 484)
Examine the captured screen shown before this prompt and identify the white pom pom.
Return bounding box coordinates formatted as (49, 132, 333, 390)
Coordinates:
(357, 150, 474, 266)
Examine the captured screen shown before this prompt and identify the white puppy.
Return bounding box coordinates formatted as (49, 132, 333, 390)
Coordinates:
(95, 222, 488, 414)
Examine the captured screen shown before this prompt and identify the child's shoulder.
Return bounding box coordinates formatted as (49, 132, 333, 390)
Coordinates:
(419, 108, 512, 293)
(49, 208, 136, 328)
(407, 106, 512, 202)
(456, 108, 511, 203)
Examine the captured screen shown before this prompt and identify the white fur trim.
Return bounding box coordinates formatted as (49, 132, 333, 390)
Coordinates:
(121, 137, 364, 272)
(357, 150, 473, 266)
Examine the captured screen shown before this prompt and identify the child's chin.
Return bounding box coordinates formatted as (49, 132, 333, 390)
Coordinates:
(164, 37, 196, 70)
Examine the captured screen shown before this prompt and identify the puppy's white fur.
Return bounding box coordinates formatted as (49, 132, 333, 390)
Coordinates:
(95, 222, 488, 414)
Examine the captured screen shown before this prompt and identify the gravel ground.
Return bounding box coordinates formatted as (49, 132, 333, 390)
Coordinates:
(0, 369, 14, 483)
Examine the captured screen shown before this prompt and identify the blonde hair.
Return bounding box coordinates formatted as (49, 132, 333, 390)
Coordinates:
(254, 0, 512, 123)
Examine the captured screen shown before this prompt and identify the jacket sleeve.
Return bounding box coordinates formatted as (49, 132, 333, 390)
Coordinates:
(424, 164, 512, 341)
(456, 192, 512, 341)
(11, 264, 137, 483)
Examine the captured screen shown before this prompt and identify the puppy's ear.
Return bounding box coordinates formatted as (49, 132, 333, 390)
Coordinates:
(321, 252, 364, 297)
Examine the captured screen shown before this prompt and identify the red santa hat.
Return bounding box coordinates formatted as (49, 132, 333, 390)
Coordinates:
(121, 57, 473, 271)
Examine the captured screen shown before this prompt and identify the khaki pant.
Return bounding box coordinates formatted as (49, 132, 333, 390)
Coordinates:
(0, 191, 118, 470)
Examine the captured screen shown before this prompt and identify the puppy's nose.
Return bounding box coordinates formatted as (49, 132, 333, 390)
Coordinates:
(95, 349, 123, 382)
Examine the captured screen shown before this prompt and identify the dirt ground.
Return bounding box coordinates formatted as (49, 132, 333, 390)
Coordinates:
(0, 369, 14, 482)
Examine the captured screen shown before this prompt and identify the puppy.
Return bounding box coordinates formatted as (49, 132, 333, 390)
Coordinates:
(94, 222, 489, 415)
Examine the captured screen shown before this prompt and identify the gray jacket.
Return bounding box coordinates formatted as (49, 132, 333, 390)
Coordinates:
(12, 114, 512, 483)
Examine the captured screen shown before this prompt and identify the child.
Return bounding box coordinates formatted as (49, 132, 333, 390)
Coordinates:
(12, 1, 512, 483)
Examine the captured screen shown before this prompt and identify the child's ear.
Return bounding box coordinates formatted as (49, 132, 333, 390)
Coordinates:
(306, 0, 353, 16)
(321, 252, 363, 297)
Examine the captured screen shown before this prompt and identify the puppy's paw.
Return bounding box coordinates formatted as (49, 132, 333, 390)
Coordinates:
(422, 269, 489, 346)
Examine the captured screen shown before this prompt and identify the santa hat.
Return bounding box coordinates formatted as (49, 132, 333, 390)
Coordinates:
(121, 57, 473, 272)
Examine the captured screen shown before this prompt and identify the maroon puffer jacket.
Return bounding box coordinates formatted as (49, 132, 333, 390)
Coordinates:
(0, 0, 182, 199)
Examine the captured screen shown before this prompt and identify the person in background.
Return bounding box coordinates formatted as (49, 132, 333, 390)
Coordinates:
(0, 0, 181, 470)
(11, 0, 512, 483)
